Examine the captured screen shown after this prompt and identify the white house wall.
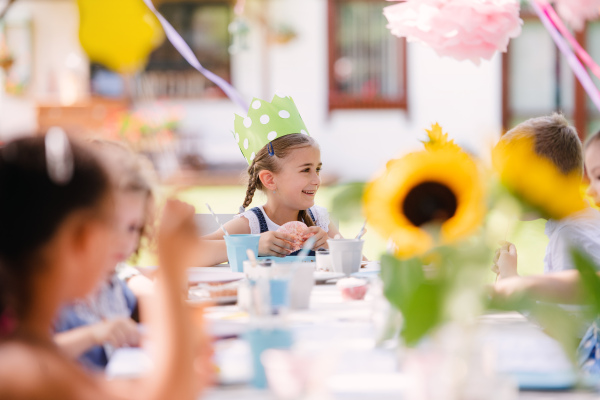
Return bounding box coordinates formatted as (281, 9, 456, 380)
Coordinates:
(0, 0, 503, 182)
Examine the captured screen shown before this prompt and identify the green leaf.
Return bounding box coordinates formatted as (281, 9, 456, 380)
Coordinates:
(380, 254, 441, 346)
(381, 254, 424, 313)
(571, 247, 600, 315)
(330, 182, 366, 222)
(402, 281, 443, 346)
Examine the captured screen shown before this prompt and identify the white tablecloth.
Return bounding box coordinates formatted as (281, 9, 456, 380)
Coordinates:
(109, 265, 600, 399)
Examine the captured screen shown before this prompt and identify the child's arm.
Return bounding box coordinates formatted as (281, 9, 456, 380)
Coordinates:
(104, 199, 205, 400)
(54, 318, 140, 359)
(200, 216, 295, 259)
(493, 270, 586, 304)
(201, 217, 250, 239)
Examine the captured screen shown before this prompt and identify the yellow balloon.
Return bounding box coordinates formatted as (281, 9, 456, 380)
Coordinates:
(78, 0, 165, 73)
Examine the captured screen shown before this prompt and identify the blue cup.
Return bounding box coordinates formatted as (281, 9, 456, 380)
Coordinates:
(244, 327, 293, 389)
(268, 278, 290, 310)
(224, 234, 260, 272)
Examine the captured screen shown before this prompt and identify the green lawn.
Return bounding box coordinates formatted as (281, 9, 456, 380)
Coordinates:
(138, 185, 549, 277)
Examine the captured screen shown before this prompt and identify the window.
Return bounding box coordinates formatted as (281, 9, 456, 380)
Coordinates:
(502, 5, 599, 139)
(328, 0, 407, 110)
(91, 1, 232, 100)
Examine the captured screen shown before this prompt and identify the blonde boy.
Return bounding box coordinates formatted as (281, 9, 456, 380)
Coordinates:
(496, 114, 600, 278)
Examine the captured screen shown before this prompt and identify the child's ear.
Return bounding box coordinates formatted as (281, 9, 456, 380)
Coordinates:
(258, 170, 277, 191)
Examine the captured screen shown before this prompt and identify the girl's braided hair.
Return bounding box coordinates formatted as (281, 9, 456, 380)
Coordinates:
(241, 134, 318, 227)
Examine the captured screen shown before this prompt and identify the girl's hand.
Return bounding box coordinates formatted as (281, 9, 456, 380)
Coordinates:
(305, 227, 328, 250)
(93, 317, 140, 348)
(259, 231, 294, 257)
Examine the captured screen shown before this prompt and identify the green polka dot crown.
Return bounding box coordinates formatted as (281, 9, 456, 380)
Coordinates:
(233, 94, 310, 164)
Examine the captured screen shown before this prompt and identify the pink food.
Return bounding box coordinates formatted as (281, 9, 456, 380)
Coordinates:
(277, 221, 314, 252)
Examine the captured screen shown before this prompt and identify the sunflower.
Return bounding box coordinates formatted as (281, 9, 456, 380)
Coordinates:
(364, 146, 485, 259)
(492, 136, 586, 220)
(422, 123, 462, 153)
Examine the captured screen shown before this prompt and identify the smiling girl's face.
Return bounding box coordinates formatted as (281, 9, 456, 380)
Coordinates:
(272, 145, 322, 211)
(585, 139, 600, 207)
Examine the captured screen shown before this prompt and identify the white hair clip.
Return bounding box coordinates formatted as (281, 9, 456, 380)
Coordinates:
(45, 127, 73, 185)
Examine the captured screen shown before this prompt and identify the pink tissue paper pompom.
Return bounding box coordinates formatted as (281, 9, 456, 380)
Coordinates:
(554, 0, 600, 32)
(383, 0, 523, 64)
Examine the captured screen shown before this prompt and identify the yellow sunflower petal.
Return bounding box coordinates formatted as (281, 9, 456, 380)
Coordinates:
(423, 123, 462, 153)
(492, 136, 586, 220)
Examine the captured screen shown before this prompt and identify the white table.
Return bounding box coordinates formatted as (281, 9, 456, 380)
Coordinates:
(109, 265, 600, 399)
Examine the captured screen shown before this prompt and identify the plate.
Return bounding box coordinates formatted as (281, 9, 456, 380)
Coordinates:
(314, 271, 345, 283)
(352, 270, 379, 279)
(257, 256, 316, 263)
(187, 267, 245, 284)
(187, 295, 238, 306)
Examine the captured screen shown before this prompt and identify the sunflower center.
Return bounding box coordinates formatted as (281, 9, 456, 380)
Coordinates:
(402, 182, 457, 227)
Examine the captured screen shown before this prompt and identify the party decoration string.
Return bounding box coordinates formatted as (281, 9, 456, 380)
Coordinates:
(539, 0, 600, 81)
(142, 0, 249, 111)
(531, 0, 600, 112)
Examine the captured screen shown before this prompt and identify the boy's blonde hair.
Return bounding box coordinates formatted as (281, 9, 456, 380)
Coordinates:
(242, 133, 318, 227)
(90, 139, 157, 257)
(503, 113, 583, 176)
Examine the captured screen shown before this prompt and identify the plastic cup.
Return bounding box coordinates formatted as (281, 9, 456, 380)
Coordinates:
(245, 327, 294, 389)
(224, 234, 260, 272)
(327, 239, 364, 276)
(243, 260, 292, 314)
(316, 249, 333, 271)
(272, 262, 314, 310)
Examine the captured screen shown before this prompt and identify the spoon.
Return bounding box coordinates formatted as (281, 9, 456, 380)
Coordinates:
(355, 219, 367, 240)
(297, 236, 317, 262)
(246, 249, 258, 268)
(205, 203, 229, 236)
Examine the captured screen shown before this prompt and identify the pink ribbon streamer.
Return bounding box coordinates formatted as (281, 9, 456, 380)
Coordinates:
(539, 1, 600, 81)
(531, 0, 600, 112)
(142, 0, 249, 111)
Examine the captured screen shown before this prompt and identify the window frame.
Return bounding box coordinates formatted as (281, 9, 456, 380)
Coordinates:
(501, 11, 588, 140)
(327, 0, 408, 111)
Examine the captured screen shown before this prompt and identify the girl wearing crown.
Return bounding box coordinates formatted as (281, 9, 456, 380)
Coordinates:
(201, 95, 342, 261)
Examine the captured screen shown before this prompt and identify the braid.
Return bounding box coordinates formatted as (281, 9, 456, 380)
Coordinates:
(242, 164, 258, 210)
(298, 210, 316, 227)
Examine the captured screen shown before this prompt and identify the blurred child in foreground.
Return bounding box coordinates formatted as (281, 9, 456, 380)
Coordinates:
(54, 141, 156, 370)
(0, 135, 210, 399)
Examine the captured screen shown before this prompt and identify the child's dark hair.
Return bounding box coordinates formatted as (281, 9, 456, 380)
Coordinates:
(242, 134, 318, 227)
(0, 136, 111, 319)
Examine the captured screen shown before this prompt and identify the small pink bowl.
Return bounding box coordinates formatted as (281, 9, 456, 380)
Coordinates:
(337, 278, 368, 300)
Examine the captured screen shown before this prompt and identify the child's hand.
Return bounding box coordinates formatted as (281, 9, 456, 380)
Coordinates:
(158, 199, 200, 272)
(305, 226, 328, 250)
(93, 317, 140, 348)
(493, 241, 518, 279)
(259, 231, 294, 257)
(491, 241, 510, 274)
